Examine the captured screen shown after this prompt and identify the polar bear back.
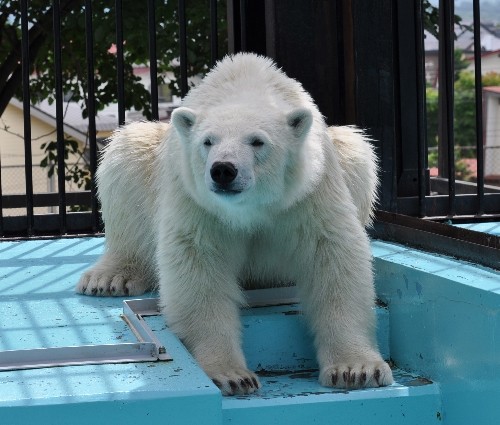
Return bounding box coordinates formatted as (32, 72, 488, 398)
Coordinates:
(327, 126, 378, 226)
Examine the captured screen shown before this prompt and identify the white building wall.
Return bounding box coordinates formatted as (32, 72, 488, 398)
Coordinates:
(484, 90, 500, 178)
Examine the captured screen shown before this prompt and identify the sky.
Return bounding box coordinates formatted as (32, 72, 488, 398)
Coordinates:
(428, 1, 500, 22)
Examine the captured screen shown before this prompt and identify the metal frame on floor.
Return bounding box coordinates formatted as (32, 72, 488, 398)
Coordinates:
(0, 298, 172, 372)
(0, 287, 300, 372)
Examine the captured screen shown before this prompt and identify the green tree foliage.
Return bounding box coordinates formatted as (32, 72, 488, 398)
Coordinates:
(426, 50, 472, 149)
(0, 1, 226, 199)
(427, 70, 500, 180)
(0, 0, 227, 119)
(455, 71, 500, 154)
(426, 87, 439, 149)
(423, 0, 440, 38)
(40, 138, 91, 189)
(454, 49, 469, 80)
(423, 0, 464, 39)
(427, 70, 500, 151)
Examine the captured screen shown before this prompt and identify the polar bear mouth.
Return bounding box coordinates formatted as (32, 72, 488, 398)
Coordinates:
(212, 187, 242, 196)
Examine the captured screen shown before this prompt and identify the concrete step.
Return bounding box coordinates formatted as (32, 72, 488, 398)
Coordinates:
(222, 301, 442, 425)
(240, 301, 390, 372)
(222, 368, 441, 425)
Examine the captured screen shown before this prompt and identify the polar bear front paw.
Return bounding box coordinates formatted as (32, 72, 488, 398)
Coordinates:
(319, 360, 393, 389)
(208, 367, 261, 396)
(76, 268, 148, 297)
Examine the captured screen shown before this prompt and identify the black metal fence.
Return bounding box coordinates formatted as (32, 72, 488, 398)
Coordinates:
(353, 0, 500, 269)
(1, 0, 226, 236)
(383, 0, 500, 219)
(1, 1, 499, 257)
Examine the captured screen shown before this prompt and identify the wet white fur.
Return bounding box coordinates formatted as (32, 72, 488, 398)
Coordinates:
(76, 53, 393, 395)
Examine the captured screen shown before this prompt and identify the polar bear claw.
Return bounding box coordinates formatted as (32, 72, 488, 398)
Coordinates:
(76, 256, 150, 297)
(209, 368, 261, 396)
(320, 361, 393, 389)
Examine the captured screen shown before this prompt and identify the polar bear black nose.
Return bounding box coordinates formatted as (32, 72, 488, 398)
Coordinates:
(210, 162, 238, 185)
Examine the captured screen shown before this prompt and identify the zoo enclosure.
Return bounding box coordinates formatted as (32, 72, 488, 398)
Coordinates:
(0, 0, 499, 267)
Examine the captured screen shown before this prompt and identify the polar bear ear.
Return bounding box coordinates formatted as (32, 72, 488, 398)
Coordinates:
(171, 107, 197, 138)
(286, 108, 313, 139)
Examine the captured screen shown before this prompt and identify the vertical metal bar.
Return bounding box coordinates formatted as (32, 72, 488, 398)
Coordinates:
(473, 0, 484, 215)
(210, 0, 218, 66)
(239, 0, 246, 51)
(395, 0, 423, 200)
(226, 0, 240, 54)
(393, 0, 403, 211)
(178, 0, 188, 97)
(148, 0, 159, 120)
(115, 0, 126, 125)
(21, 0, 34, 235)
(85, 0, 99, 232)
(438, 0, 455, 215)
(53, 0, 67, 234)
(415, 0, 427, 216)
(0, 156, 4, 236)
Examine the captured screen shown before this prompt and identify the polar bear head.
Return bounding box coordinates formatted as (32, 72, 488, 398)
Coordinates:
(169, 54, 326, 227)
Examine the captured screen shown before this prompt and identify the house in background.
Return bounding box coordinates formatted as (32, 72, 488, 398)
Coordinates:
(1, 99, 116, 215)
(126, 65, 184, 122)
(423, 21, 500, 184)
(1, 99, 113, 191)
(456, 21, 500, 52)
(466, 49, 500, 74)
(425, 22, 500, 88)
(484, 86, 500, 184)
(0, 66, 183, 213)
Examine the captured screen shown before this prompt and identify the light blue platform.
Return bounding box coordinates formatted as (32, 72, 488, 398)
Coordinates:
(0, 236, 499, 424)
(454, 221, 500, 236)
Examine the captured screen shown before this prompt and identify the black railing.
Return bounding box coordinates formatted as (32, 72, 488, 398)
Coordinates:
(85, 0, 99, 232)
(353, 0, 500, 220)
(1, 1, 499, 244)
(401, 0, 498, 218)
(2, 0, 228, 237)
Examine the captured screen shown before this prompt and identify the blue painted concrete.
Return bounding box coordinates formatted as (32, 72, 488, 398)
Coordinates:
(1, 235, 499, 424)
(453, 221, 500, 236)
(0, 238, 220, 424)
(373, 240, 500, 425)
(241, 303, 390, 372)
(222, 368, 441, 425)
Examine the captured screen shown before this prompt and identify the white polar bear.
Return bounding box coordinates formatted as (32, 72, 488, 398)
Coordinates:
(77, 53, 393, 395)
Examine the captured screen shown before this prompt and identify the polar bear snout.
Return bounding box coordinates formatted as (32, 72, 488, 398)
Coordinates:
(209, 161, 247, 196)
(210, 161, 238, 185)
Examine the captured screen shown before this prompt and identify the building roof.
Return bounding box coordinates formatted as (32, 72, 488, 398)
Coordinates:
(9, 98, 119, 143)
(484, 86, 500, 94)
(425, 23, 500, 53)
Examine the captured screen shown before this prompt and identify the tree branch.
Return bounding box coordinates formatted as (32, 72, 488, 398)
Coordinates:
(0, 0, 81, 116)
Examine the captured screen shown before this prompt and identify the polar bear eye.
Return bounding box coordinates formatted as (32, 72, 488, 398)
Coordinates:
(203, 138, 212, 147)
(250, 138, 264, 147)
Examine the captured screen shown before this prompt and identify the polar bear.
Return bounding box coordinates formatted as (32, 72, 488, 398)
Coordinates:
(76, 53, 393, 395)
